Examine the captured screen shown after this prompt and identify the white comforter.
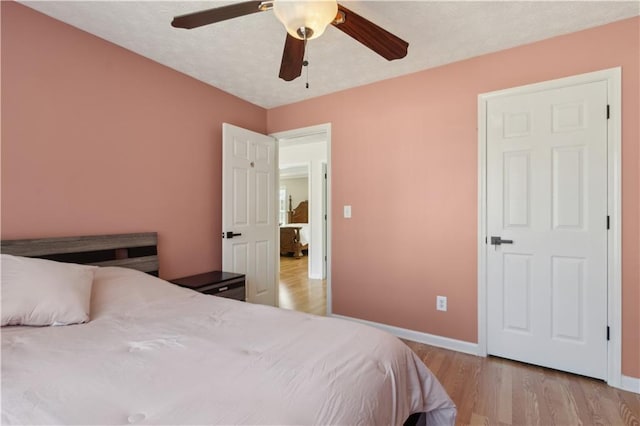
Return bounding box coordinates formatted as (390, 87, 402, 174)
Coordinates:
(2, 267, 456, 425)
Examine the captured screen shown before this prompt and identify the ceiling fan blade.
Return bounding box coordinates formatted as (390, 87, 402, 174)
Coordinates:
(332, 4, 408, 61)
(172, 1, 266, 29)
(279, 34, 305, 82)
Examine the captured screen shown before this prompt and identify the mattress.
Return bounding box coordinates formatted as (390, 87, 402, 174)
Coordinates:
(1, 266, 456, 425)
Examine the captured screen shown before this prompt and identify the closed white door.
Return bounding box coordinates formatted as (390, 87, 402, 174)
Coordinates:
(487, 81, 608, 379)
(222, 123, 278, 306)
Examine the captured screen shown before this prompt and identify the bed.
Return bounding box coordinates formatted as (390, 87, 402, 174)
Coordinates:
(1, 233, 456, 425)
(280, 197, 310, 258)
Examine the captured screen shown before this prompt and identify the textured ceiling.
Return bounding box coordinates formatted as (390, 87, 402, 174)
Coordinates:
(20, 1, 640, 108)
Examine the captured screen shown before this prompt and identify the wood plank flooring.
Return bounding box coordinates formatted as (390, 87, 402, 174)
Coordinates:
(278, 255, 326, 316)
(404, 340, 640, 426)
(276, 256, 639, 425)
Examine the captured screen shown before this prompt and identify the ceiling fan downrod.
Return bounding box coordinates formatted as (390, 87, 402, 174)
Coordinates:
(297, 26, 313, 40)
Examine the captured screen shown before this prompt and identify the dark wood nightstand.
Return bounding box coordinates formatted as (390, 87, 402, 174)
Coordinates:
(170, 271, 246, 301)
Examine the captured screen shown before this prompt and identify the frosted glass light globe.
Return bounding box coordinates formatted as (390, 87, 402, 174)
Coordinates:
(273, 0, 338, 40)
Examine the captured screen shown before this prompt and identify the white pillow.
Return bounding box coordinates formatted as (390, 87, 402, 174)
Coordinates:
(1, 254, 96, 326)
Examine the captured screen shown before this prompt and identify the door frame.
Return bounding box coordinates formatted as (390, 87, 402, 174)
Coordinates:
(270, 123, 332, 315)
(477, 68, 622, 387)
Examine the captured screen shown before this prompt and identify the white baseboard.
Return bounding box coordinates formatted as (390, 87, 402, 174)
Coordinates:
(330, 314, 480, 356)
(620, 375, 640, 394)
(329, 315, 638, 394)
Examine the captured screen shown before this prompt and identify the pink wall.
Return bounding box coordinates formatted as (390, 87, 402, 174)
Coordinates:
(1, 2, 266, 280)
(268, 17, 640, 378)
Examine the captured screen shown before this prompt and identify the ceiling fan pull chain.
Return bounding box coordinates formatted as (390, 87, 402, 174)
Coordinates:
(303, 35, 310, 89)
(305, 62, 309, 89)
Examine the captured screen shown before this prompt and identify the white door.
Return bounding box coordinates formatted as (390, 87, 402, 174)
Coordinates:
(222, 123, 278, 306)
(486, 81, 608, 379)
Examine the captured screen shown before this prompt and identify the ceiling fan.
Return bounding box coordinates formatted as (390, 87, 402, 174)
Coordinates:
(171, 1, 409, 82)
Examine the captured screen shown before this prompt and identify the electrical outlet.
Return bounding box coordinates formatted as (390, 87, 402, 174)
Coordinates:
(436, 296, 447, 312)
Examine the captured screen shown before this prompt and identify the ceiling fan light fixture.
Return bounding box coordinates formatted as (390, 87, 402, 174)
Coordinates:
(273, 0, 338, 40)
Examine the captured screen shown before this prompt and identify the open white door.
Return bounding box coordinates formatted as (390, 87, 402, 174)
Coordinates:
(222, 123, 278, 306)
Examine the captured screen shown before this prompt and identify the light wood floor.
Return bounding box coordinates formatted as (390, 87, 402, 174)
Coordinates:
(278, 255, 326, 316)
(404, 340, 640, 426)
(277, 257, 639, 425)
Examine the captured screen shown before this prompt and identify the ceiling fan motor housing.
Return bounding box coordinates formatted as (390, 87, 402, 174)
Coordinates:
(273, 0, 338, 40)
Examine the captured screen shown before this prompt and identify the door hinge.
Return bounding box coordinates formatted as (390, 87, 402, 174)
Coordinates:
(607, 104, 610, 119)
(607, 215, 610, 230)
(607, 326, 610, 341)
(324, 173, 327, 179)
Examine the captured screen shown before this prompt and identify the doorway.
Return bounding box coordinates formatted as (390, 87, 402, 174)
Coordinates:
(272, 124, 331, 316)
(278, 163, 325, 314)
(477, 68, 622, 386)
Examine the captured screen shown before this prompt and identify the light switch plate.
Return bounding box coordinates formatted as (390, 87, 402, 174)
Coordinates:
(343, 205, 352, 218)
(436, 296, 447, 312)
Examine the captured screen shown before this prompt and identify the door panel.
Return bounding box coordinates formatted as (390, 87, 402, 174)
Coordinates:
(503, 253, 532, 333)
(233, 168, 249, 225)
(503, 151, 531, 228)
(552, 147, 585, 229)
(487, 80, 608, 380)
(232, 244, 248, 273)
(551, 256, 585, 342)
(255, 239, 270, 296)
(256, 171, 270, 224)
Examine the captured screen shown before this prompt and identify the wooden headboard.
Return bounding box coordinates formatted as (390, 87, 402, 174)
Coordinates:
(288, 196, 308, 223)
(1, 232, 159, 276)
